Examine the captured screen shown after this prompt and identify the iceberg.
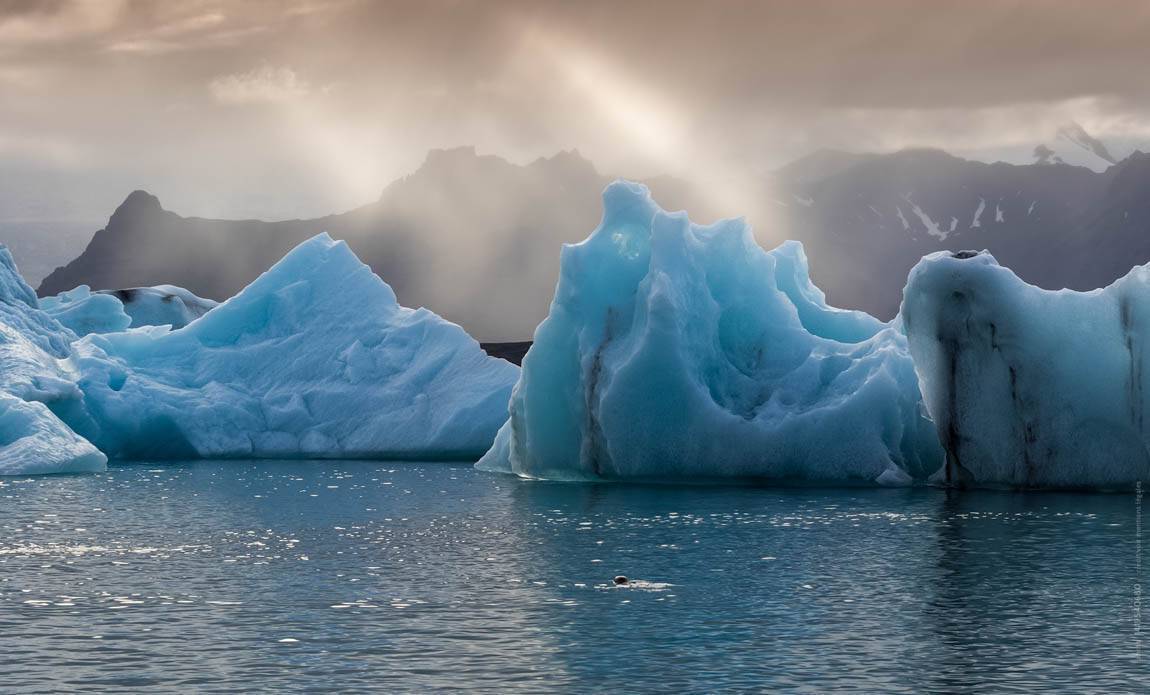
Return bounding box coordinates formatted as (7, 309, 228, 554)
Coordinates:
(70, 233, 519, 461)
(2, 234, 518, 474)
(0, 246, 107, 475)
(902, 249, 1150, 489)
(479, 181, 942, 483)
(41, 284, 218, 335)
(39, 285, 132, 335)
(0, 392, 106, 476)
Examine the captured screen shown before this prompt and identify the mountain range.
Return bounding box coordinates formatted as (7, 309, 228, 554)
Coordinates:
(774, 147, 1150, 319)
(24, 126, 1150, 339)
(37, 148, 719, 340)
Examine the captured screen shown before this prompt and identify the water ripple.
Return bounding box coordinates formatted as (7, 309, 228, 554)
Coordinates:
(0, 462, 1147, 692)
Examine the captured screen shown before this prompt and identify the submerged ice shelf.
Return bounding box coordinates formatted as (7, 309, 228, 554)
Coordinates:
(479, 181, 943, 484)
(0, 235, 519, 474)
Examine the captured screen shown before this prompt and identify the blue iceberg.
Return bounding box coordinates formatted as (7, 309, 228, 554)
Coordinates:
(39, 285, 132, 335)
(41, 284, 218, 335)
(0, 247, 106, 474)
(902, 249, 1150, 489)
(0, 392, 106, 476)
(70, 234, 519, 461)
(479, 182, 942, 483)
(0, 235, 519, 474)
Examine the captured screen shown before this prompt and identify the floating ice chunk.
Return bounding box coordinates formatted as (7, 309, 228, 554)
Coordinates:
(902, 249, 1150, 488)
(4, 236, 515, 472)
(41, 284, 217, 334)
(102, 285, 218, 330)
(479, 181, 942, 482)
(0, 392, 106, 475)
(40, 285, 132, 335)
(72, 234, 519, 461)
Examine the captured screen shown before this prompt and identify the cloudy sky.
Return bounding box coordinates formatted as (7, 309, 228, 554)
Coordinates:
(3, 0, 1150, 223)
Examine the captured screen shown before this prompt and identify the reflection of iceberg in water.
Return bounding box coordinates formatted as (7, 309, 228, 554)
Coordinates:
(919, 490, 1145, 690)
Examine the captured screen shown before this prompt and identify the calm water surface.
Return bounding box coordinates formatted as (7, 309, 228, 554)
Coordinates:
(1, 462, 1147, 693)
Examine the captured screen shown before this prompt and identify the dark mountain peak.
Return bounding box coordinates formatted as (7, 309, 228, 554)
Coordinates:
(1102, 149, 1150, 188)
(798, 147, 967, 187)
(113, 190, 163, 218)
(377, 146, 516, 201)
(774, 149, 876, 186)
(418, 145, 510, 173)
(785, 147, 967, 185)
(527, 149, 600, 178)
(417, 146, 599, 179)
(396, 147, 523, 188)
(99, 190, 168, 233)
(1107, 149, 1150, 170)
(535, 148, 589, 164)
(887, 147, 963, 164)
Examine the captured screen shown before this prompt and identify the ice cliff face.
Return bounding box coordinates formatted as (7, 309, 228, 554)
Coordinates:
(903, 250, 1150, 489)
(479, 181, 942, 483)
(0, 235, 519, 474)
(0, 247, 106, 474)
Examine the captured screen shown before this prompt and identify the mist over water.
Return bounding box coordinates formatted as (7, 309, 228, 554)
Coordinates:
(1, 461, 1146, 692)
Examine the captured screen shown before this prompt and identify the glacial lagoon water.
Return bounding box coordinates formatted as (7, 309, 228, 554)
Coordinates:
(1, 462, 1148, 693)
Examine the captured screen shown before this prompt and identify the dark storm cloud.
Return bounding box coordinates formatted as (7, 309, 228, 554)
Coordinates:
(301, 0, 1150, 110)
(0, 0, 67, 15)
(2, 0, 1149, 222)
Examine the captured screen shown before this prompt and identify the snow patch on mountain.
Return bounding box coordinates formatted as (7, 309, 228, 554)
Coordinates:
(1033, 122, 1119, 172)
(971, 198, 986, 228)
(895, 206, 910, 231)
(904, 197, 947, 241)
